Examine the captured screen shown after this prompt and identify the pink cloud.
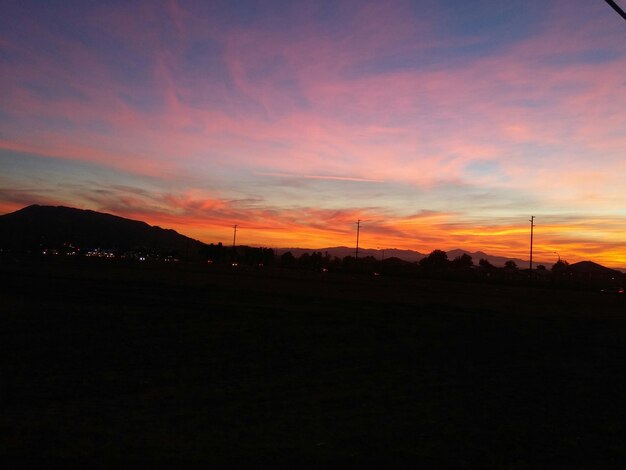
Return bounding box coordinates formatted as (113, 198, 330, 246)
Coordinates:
(5, 4, 624, 191)
(255, 172, 384, 183)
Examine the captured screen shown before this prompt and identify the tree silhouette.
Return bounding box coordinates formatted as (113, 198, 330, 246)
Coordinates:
(242, 246, 274, 266)
(310, 251, 324, 268)
(551, 259, 570, 272)
(280, 251, 296, 267)
(451, 253, 473, 269)
(551, 259, 572, 281)
(479, 258, 495, 270)
(504, 260, 518, 270)
(297, 252, 311, 267)
(419, 249, 449, 274)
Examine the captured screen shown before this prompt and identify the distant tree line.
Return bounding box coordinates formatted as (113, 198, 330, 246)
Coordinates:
(198, 245, 623, 291)
(200, 243, 276, 266)
(13, 239, 622, 291)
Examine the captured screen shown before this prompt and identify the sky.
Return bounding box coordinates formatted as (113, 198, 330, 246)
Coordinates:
(1, 0, 625, 267)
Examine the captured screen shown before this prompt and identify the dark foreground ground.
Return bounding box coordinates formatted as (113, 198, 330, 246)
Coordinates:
(1, 258, 625, 466)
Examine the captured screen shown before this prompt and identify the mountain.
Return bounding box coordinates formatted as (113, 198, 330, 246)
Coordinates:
(569, 261, 622, 276)
(0, 205, 207, 257)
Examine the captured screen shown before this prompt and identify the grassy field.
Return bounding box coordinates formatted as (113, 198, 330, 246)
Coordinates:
(1, 258, 625, 466)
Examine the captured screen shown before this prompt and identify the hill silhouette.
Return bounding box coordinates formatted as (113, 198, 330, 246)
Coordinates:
(569, 260, 621, 275)
(0, 205, 206, 257)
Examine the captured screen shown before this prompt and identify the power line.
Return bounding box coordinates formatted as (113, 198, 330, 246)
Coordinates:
(232, 224, 238, 247)
(605, 0, 626, 21)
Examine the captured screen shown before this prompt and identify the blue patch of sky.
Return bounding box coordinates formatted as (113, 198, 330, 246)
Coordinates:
(118, 92, 164, 114)
(503, 98, 547, 109)
(433, 0, 544, 40)
(506, 142, 563, 167)
(183, 39, 229, 83)
(67, 29, 156, 90)
(348, 0, 546, 78)
(0, 45, 18, 65)
(240, 176, 386, 210)
(22, 80, 88, 102)
(0, 109, 11, 126)
(464, 160, 501, 178)
(268, 81, 310, 114)
(309, 1, 346, 34)
(539, 50, 623, 67)
(344, 42, 505, 78)
(246, 54, 289, 83)
(83, 119, 114, 135)
(1, 110, 114, 136)
(206, 0, 267, 27)
(0, 149, 158, 191)
(189, 0, 294, 29)
(178, 37, 292, 117)
(0, 8, 67, 60)
(463, 161, 511, 186)
(431, 181, 536, 216)
(236, 54, 309, 115)
(9, 2, 157, 89)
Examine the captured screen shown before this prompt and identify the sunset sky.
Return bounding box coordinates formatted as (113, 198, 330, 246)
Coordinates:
(1, 0, 625, 267)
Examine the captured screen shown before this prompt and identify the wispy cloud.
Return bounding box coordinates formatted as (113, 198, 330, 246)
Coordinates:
(255, 172, 384, 183)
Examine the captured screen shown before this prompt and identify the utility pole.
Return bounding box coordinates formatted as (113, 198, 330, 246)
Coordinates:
(355, 220, 361, 259)
(529, 216, 534, 274)
(232, 224, 238, 247)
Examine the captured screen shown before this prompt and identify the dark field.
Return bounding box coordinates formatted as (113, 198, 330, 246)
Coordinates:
(2, 259, 625, 466)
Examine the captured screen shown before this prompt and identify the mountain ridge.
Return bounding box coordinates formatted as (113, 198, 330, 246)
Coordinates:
(0, 204, 207, 258)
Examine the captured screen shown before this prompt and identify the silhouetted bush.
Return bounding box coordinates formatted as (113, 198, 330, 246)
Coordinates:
(451, 253, 473, 269)
(281, 251, 296, 267)
(504, 260, 518, 270)
(479, 258, 495, 270)
(419, 249, 450, 276)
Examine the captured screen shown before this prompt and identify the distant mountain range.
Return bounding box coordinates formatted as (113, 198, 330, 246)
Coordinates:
(0, 205, 206, 258)
(275, 246, 537, 268)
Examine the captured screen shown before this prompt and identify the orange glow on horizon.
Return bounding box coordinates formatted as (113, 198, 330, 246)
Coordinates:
(2, 199, 624, 268)
(121, 209, 626, 269)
